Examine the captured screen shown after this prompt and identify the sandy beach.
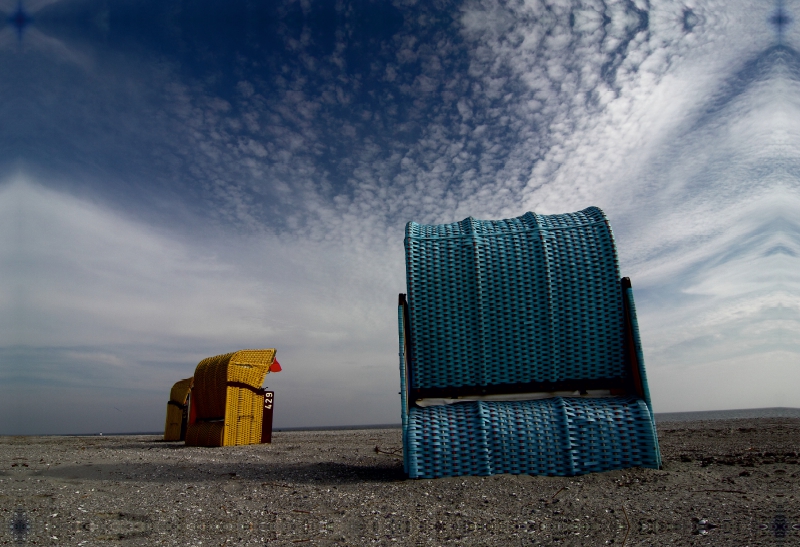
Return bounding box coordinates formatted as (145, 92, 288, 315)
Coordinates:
(2, 417, 798, 546)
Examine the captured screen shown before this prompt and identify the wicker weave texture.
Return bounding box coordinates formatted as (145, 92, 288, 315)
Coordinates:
(405, 207, 627, 389)
(163, 377, 193, 442)
(163, 405, 184, 442)
(406, 397, 659, 479)
(185, 349, 275, 447)
(401, 207, 661, 477)
(224, 383, 263, 446)
(184, 421, 225, 447)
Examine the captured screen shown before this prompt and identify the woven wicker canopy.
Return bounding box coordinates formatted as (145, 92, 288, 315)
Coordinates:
(185, 349, 277, 447)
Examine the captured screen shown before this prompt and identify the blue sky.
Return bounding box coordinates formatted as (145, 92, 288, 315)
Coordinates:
(1, 0, 798, 434)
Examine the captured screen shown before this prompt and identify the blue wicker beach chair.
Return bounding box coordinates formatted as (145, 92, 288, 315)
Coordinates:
(397, 207, 661, 478)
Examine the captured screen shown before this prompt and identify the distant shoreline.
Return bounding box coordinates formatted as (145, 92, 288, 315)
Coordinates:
(6, 407, 800, 436)
(653, 406, 800, 422)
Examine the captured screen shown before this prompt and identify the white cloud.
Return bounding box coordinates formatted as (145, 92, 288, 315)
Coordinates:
(649, 351, 800, 412)
(0, 178, 406, 433)
(452, 0, 800, 412)
(0, 179, 270, 347)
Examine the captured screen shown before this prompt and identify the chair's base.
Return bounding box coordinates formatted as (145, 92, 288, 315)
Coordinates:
(185, 421, 226, 447)
(184, 419, 264, 447)
(405, 396, 659, 478)
(163, 404, 188, 442)
(185, 388, 275, 447)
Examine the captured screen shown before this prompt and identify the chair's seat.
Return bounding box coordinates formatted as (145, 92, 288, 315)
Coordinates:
(405, 396, 658, 479)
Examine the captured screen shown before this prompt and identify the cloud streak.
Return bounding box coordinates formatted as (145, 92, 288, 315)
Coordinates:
(0, 179, 404, 433)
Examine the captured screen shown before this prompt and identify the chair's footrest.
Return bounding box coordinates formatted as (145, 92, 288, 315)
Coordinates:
(405, 396, 659, 478)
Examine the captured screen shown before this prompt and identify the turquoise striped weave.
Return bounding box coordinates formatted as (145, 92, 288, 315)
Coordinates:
(399, 207, 661, 478)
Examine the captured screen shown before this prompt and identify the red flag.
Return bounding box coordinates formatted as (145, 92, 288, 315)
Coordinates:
(270, 359, 282, 372)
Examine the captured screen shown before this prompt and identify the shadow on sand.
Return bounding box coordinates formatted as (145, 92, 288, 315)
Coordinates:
(30, 459, 406, 485)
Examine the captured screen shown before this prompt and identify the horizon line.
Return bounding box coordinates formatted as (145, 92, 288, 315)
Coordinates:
(3, 407, 800, 437)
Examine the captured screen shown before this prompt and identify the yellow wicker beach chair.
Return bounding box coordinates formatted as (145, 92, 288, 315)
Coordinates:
(184, 349, 277, 447)
(163, 377, 193, 441)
